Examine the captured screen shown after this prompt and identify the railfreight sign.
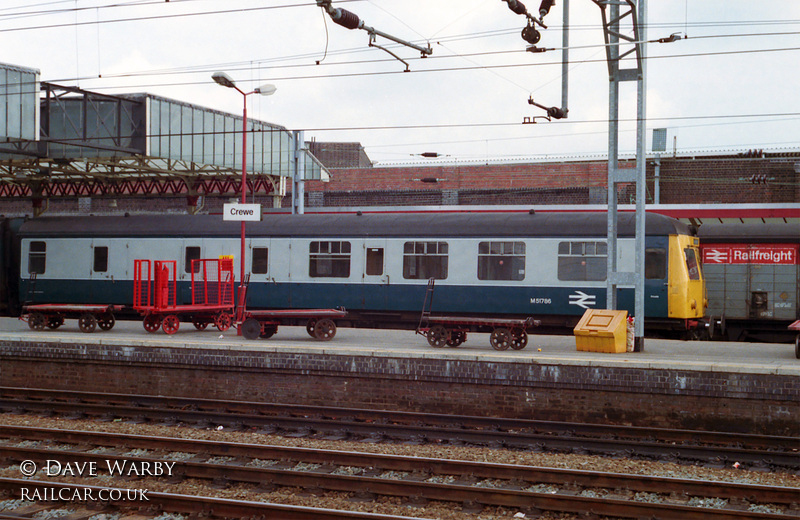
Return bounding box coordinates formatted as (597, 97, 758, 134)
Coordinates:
(223, 203, 262, 221)
(701, 244, 798, 265)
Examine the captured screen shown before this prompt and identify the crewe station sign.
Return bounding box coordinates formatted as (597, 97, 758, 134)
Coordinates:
(223, 203, 262, 222)
(701, 244, 798, 265)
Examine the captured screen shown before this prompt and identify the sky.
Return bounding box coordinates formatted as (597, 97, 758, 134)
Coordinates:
(1, 0, 799, 166)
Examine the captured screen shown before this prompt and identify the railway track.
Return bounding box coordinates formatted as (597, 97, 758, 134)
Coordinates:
(1, 387, 797, 470)
(0, 425, 797, 519)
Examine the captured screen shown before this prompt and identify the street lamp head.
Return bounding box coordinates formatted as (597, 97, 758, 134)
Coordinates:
(254, 84, 277, 96)
(212, 71, 237, 89)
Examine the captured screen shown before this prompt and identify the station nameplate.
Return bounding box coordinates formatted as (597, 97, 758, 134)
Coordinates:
(223, 203, 262, 222)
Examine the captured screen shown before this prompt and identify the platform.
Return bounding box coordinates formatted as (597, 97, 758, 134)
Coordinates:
(0, 317, 795, 375)
(1, 317, 797, 435)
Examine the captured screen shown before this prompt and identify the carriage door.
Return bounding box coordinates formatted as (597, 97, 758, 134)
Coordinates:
(644, 238, 669, 317)
(90, 239, 127, 303)
(362, 241, 389, 309)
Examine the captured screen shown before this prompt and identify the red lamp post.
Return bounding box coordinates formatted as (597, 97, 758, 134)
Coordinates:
(211, 72, 276, 287)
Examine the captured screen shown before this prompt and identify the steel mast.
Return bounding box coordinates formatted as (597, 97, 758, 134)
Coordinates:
(592, 0, 647, 351)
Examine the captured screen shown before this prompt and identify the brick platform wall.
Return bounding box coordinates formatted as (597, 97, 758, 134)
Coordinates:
(2, 341, 797, 436)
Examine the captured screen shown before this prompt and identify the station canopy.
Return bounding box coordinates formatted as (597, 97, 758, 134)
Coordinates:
(0, 62, 327, 213)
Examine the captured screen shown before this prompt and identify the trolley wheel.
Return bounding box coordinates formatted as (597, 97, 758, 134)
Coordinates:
(314, 318, 337, 341)
(490, 327, 512, 351)
(427, 325, 449, 348)
(192, 318, 209, 330)
(28, 312, 46, 331)
(795, 334, 799, 360)
(47, 315, 64, 329)
(214, 312, 233, 332)
(97, 312, 116, 331)
(78, 313, 97, 334)
(447, 330, 466, 347)
(260, 324, 278, 339)
(241, 318, 262, 340)
(306, 319, 318, 338)
(510, 329, 528, 350)
(162, 314, 180, 335)
(143, 314, 161, 333)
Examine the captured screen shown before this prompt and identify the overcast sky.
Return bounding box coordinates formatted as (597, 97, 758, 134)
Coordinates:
(1, 0, 799, 165)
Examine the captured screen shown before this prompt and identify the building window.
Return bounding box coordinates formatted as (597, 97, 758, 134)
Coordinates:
(309, 241, 351, 278)
(645, 248, 667, 280)
(557, 241, 607, 281)
(403, 241, 448, 280)
(252, 247, 269, 275)
(185, 246, 201, 273)
(93, 246, 108, 272)
(29, 241, 46, 274)
(478, 241, 525, 281)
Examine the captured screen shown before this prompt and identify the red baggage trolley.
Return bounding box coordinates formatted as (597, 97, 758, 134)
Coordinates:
(133, 258, 235, 335)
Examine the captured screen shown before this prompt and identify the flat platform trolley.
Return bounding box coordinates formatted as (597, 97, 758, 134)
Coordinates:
(239, 308, 348, 341)
(417, 315, 539, 350)
(416, 279, 539, 350)
(235, 276, 347, 341)
(21, 303, 125, 333)
(133, 258, 235, 335)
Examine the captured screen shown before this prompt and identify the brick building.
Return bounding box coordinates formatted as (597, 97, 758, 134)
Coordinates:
(1, 147, 798, 216)
(299, 148, 800, 209)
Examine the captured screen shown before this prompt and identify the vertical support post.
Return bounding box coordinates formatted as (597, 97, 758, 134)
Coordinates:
(653, 156, 661, 204)
(606, 1, 620, 312)
(561, 0, 569, 115)
(292, 130, 306, 215)
(634, 0, 647, 351)
(240, 94, 248, 287)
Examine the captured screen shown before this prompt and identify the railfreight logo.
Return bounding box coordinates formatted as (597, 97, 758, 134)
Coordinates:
(701, 244, 798, 265)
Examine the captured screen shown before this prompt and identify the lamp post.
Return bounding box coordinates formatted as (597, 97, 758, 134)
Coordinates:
(212, 72, 276, 289)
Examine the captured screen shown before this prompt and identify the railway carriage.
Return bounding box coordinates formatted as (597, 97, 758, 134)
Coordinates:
(698, 221, 799, 343)
(8, 212, 705, 335)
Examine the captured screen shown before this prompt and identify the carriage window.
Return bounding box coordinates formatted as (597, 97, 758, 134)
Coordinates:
(557, 241, 607, 281)
(684, 247, 701, 280)
(28, 241, 46, 274)
(252, 247, 268, 275)
(93, 246, 108, 272)
(309, 241, 351, 278)
(366, 247, 384, 276)
(185, 246, 201, 273)
(478, 241, 525, 281)
(403, 241, 448, 280)
(645, 248, 666, 279)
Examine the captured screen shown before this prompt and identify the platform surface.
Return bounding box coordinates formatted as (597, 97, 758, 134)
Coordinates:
(0, 317, 797, 376)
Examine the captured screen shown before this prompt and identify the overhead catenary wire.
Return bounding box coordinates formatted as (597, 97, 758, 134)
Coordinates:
(28, 22, 799, 87)
(48, 43, 799, 92)
(0, 1, 361, 32)
(2, 2, 799, 163)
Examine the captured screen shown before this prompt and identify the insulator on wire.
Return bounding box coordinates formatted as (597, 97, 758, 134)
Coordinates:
(331, 8, 361, 30)
(505, 0, 528, 16)
(547, 106, 567, 119)
(538, 0, 554, 18)
(521, 24, 541, 44)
